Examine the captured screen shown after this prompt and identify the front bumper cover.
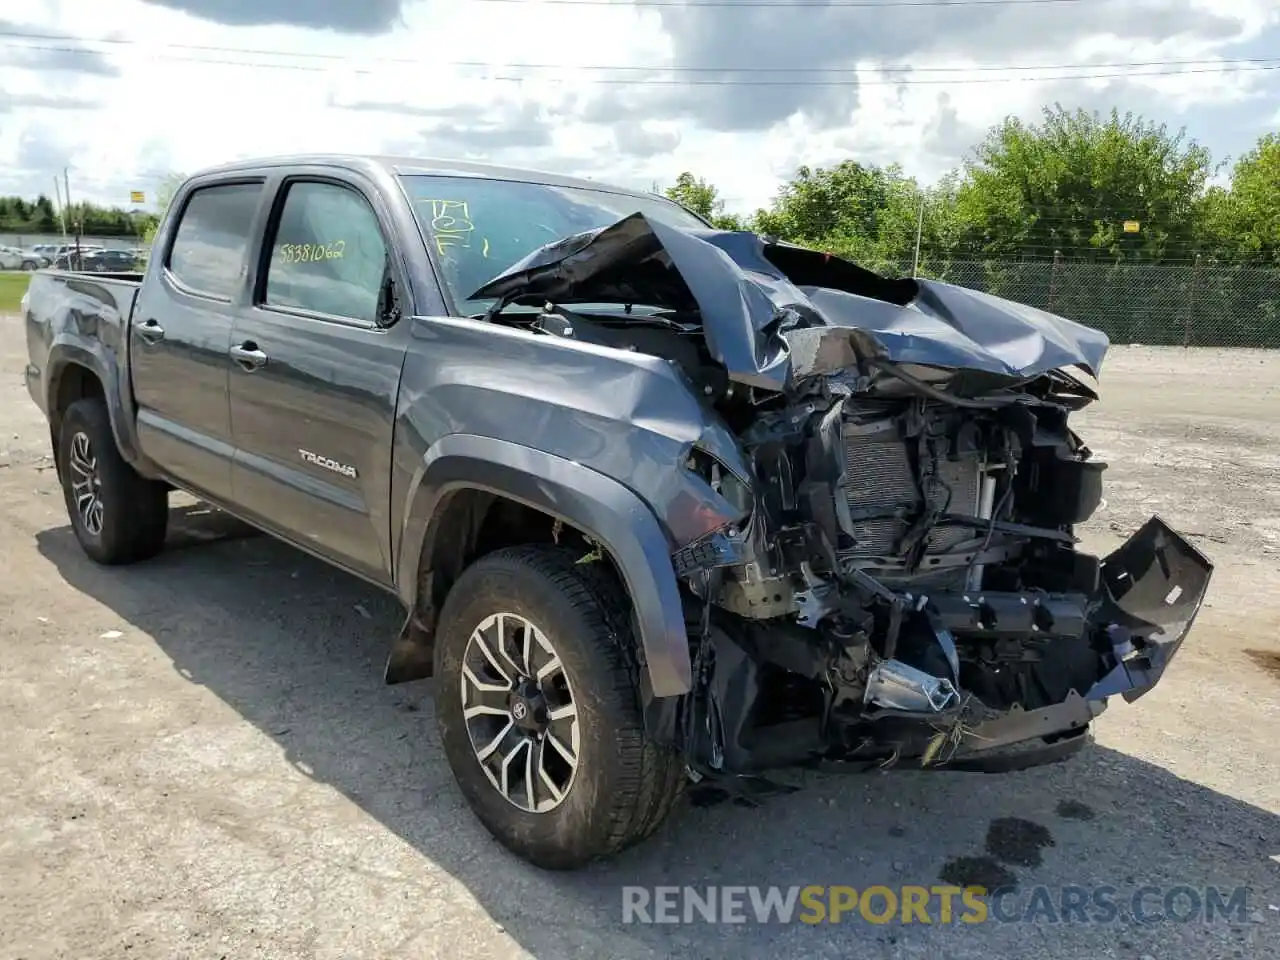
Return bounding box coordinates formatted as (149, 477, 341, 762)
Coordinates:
(939, 515, 1213, 768)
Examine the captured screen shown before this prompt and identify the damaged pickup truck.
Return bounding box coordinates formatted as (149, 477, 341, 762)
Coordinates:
(23, 155, 1212, 870)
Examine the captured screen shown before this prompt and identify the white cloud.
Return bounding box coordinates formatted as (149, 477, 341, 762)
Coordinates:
(0, 0, 1276, 214)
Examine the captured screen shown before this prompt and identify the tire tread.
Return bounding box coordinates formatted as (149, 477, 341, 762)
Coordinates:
(59, 398, 168, 565)
(434, 543, 685, 867)
(496, 545, 685, 857)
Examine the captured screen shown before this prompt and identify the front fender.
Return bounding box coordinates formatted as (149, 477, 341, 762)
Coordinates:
(397, 434, 692, 697)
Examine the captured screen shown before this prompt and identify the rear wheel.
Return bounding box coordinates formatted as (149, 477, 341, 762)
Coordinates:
(433, 545, 685, 869)
(57, 398, 169, 565)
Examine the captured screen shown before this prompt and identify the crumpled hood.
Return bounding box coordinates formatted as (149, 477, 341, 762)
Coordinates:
(470, 212, 1110, 393)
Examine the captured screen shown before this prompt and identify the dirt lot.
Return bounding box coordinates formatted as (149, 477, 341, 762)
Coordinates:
(1, 324, 1277, 959)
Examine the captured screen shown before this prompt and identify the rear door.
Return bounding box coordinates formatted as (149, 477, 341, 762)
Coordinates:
(130, 179, 264, 501)
(227, 173, 410, 583)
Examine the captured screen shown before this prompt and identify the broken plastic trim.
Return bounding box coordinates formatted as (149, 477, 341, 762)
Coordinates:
(1083, 515, 1214, 703)
(884, 515, 1211, 736)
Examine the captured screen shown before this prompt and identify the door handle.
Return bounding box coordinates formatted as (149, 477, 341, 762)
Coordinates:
(230, 342, 268, 372)
(137, 319, 165, 344)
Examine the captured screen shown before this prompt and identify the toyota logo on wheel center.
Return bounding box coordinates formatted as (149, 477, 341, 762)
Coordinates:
(511, 701, 528, 720)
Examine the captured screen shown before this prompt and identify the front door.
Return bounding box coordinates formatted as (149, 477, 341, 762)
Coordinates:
(227, 177, 408, 583)
(131, 180, 265, 501)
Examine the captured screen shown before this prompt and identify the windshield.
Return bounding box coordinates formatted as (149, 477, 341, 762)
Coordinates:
(400, 174, 708, 315)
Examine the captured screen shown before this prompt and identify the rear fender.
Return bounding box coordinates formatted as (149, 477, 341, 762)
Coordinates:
(45, 342, 145, 468)
(395, 434, 693, 698)
(33, 272, 155, 476)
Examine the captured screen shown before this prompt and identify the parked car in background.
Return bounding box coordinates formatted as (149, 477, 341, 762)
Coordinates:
(35, 243, 90, 264)
(0, 246, 27, 269)
(20, 247, 53, 269)
(77, 249, 143, 273)
(50, 245, 111, 270)
(26, 244, 59, 265)
(1, 245, 52, 270)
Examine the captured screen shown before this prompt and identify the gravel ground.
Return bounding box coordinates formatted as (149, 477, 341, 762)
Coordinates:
(0, 327, 1277, 959)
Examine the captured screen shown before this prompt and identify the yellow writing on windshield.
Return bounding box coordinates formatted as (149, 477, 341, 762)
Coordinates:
(420, 199, 489, 258)
(278, 241, 345, 263)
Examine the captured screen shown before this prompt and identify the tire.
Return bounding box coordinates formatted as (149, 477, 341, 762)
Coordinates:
(57, 398, 169, 565)
(21, 260, 38, 271)
(434, 545, 685, 869)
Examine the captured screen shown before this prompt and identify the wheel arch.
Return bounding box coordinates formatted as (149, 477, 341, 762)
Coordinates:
(46, 354, 111, 482)
(391, 435, 692, 699)
(44, 341, 151, 477)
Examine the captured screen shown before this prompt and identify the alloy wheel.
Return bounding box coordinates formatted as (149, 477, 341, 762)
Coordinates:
(69, 431, 104, 536)
(460, 612, 580, 813)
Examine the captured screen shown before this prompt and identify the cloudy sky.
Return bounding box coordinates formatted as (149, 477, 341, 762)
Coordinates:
(1, 0, 1277, 214)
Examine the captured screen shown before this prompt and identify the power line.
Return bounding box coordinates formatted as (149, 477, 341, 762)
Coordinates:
(5, 40, 1278, 85)
(1, 30, 1274, 75)
(417, 0, 1092, 6)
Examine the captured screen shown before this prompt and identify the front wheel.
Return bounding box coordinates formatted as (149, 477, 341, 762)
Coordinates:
(57, 398, 169, 564)
(433, 545, 685, 869)
(20, 259, 38, 270)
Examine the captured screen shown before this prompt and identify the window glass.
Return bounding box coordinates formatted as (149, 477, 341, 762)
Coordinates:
(167, 182, 262, 298)
(400, 174, 708, 314)
(265, 182, 388, 323)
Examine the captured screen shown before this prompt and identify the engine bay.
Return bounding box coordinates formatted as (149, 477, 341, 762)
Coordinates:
(680, 345, 1124, 772)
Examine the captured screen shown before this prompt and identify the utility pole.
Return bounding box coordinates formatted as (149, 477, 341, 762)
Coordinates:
(64, 167, 82, 269)
(52, 177, 68, 240)
(911, 192, 926, 278)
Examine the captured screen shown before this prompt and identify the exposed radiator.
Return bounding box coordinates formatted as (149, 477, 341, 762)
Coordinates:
(842, 432, 917, 556)
(841, 425, 982, 558)
(927, 460, 982, 551)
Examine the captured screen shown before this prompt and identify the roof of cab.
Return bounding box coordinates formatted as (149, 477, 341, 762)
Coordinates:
(189, 153, 662, 201)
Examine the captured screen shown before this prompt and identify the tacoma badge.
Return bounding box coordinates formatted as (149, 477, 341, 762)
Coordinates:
(298, 448, 358, 479)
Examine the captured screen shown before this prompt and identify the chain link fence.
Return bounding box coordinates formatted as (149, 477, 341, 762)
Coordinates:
(0, 233, 145, 251)
(865, 258, 1280, 349)
(5, 228, 1279, 347)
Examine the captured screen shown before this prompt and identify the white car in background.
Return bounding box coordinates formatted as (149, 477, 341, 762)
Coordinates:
(0, 246, 33, 269)
(8, 246, 55, 270)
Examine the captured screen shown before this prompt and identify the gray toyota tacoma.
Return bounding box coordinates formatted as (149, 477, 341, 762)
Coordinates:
(23, 154, 1213, 869)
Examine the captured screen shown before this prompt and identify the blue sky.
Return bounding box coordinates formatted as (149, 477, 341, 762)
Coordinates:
(1, 0, 1277, 212)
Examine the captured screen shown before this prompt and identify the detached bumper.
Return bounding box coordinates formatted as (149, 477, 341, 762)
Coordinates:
(1080, 515, 1214, 702)
(943, 515, 1213, 770)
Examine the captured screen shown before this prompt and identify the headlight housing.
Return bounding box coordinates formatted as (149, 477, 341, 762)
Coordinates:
(685, 446, 753, 519)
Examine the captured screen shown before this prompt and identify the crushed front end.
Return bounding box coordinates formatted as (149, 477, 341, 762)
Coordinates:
(468, 213, 1215, 777)
(678, 359, 1214, 775)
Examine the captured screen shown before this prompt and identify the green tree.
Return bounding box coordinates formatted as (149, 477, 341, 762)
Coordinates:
(1203, 133, 1280, 263)
(747, 160, 963, 275)
(954, 105, 1217, 262)
(848, 169, 965, 274)
(141, 172, 187, 247)
(0, 194, 159, 238)
(33, 195, 58, 232)
(752, 160, 894, 247)
(155, 172, 185, 214)
(663, 172, 745, 230)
